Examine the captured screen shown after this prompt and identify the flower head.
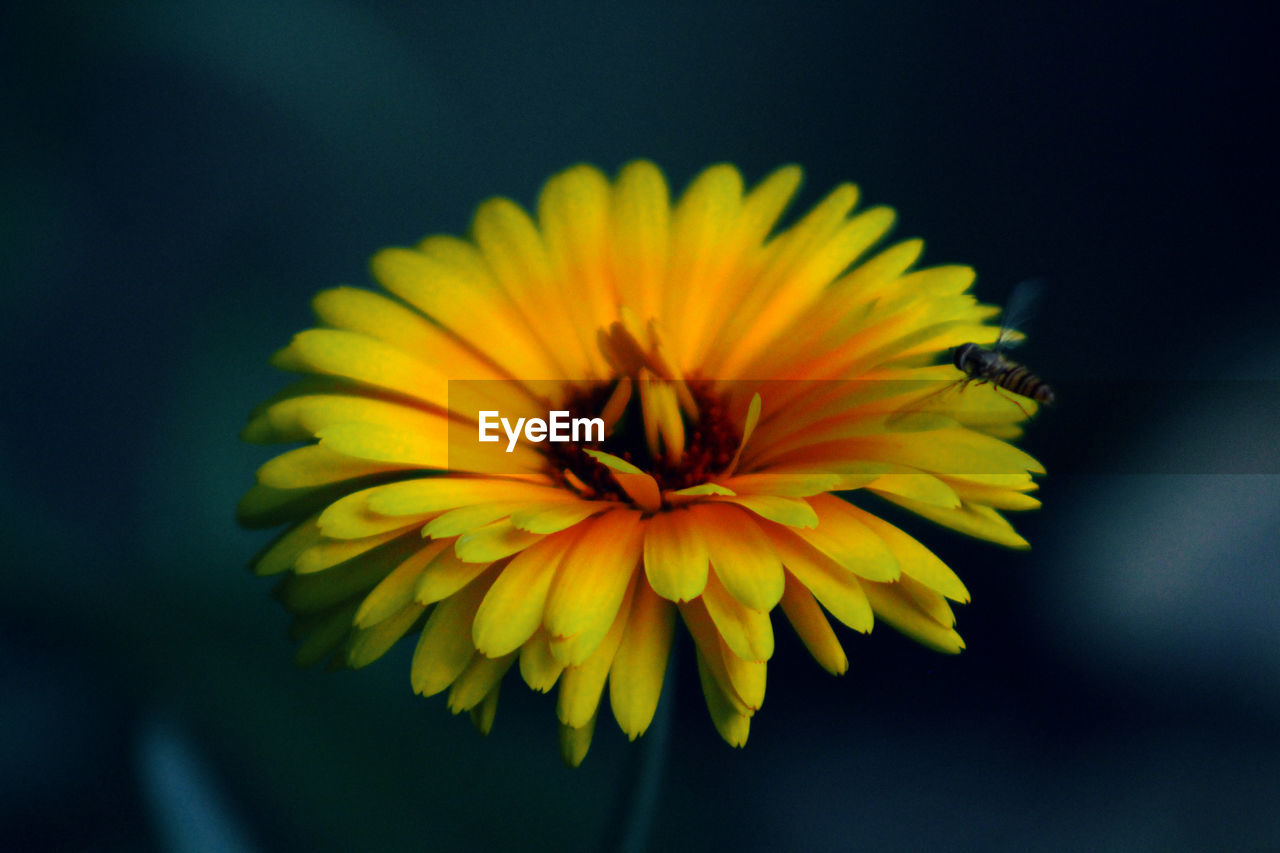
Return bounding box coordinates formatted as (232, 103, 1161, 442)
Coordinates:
(240, 161, 1044, 765)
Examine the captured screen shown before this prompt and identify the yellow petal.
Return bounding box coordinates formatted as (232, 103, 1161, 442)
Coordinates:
(448, 652, 517, 713)
(509, 499, 609, 534)
(469, 681, 501, 736)
(247, 392, 442, 447)
(678, 600, 750, 715)
(850, 509, 970, 602)
(271, 329, 447, 408)
(718, 638, 766, 713)
(469, 201, 596, 379)
(893, 264, 976, 298)
(345, 602, 426, 668)
(861, 580, 965, 654)
(274, 532, 421, 615)
(370, 243, 563, 380)
(941, 476, 1043, 511)
(764, 527, 873, 633)
(779, 574, 847, 675)
(680, 165, 805, 371)
(608, 578, 675, 740)
(746, 181, 859, 295)
(666, 164, 745, 366)
(721, 471, 844, 497)
(559, 713, 597, 768)
(840, 238, 925, 299)
(454, 520, 544, 563)
(642, 508, 709, 602)
(855, 428, 1046, 477)
(363, 477, 561, 517)
(668, 482, 735, 497)
(539, 164, 616, 338)
(422, 502, 523, 539)
(662, 483, 734, 507)
(518, 628, 564, 693)
(877, 492, 1031, 549)
(257, 444, 412, 489)
(311, 286, 508, 382)
(355, 539, 449, 627)
(738, 165, 804, 243)
(720, 203, 895, 375)
(866, 471, 962, 509)
(314, 422, 446, 470)
(409, 567, 497, 696)
(238, 481, 370, 530)
(295, 527, 410, 575)
(610, 160, 669, 322)
(800, 495, 900, 582)
(317, 487, 430, 540)
(251, 515, 322, 576)
(583, 450, 661, 512)
(545, 509, 644, 665)
(708, 179, 861, 374)
(898, 574, 956, 627)
(943, 472, 1038, 491)
(718, 494, 818, 528)
(557, 573, 637, 728)
(700, 568, 774, 663)
(472, 531, 580, 657)
(414, 546, 492, 604)
(291, 601, 359, 667)
(695, 651, 750, 748)
(693, 503, 785, 611)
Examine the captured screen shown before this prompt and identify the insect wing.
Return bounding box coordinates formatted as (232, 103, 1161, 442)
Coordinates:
(994, 277, 1045, 351)
(885, 377, 967, 430)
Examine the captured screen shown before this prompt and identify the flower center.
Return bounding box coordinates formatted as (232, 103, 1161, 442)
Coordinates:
(545, 378, 742, 501)
(545, 376, 747, 502)
(540, 315, 745, 504)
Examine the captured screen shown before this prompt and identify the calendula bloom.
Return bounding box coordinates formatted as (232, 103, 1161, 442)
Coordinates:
(240, 161, 1044, 765)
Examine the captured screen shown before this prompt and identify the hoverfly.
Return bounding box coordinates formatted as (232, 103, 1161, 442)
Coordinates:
(953, 278, 1055, 409)
(890, 279, 1054, 425)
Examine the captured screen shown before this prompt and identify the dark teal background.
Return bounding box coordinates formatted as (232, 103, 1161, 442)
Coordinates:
(3, 2, 1277, 851)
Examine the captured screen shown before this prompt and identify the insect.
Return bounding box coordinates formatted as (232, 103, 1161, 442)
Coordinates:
(953, 278, 1055, 410)
(889, 279, 1054, 426)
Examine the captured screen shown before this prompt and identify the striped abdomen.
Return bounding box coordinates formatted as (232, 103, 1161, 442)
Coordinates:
(994, 363, 1055, 405)
(953, 342, 1055, 405)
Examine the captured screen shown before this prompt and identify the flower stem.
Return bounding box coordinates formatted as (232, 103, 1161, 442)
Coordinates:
(600, 643, 676, 853)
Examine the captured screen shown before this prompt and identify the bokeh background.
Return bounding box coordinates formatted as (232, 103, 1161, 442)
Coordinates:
(4, 1, 1277, 851)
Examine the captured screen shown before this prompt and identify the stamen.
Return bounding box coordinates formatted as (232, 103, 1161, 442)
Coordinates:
(723, 392, 762, 477)
(603, 321, 651, 376)
(635, 374, 687, 466)
(652, 381, 686, 467)
(563, 468, 593, 497)
(596, 328, 626, 374)
(616, 305, 648, 350)
(548, 323, 743, 506)
(638, 371, 663, 462)
(599, 376, 632, 433)
(647, 319, 699, 420)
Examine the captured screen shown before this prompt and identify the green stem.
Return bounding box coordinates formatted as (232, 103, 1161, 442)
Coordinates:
(600, 642, 676, 853)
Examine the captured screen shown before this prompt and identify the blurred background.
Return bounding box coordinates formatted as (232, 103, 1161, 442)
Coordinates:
(3, 1, 1276, 850)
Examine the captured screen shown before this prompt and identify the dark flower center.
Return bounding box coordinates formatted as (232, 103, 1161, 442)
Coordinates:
(546, 378, 742, 501)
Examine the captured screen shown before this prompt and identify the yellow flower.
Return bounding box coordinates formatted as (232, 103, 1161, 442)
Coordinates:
(239, 161, 1044, 765)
